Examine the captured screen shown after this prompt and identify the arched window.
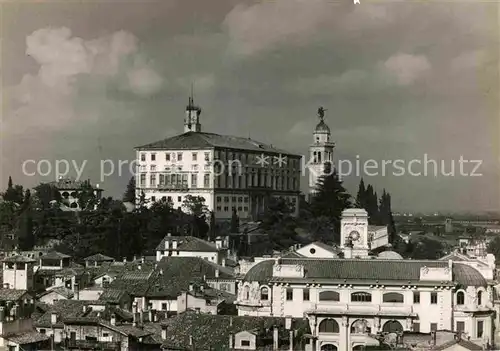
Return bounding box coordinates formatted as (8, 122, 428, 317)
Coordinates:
(320, 345, 337, 351)
(319, 291, 340, 301)
(382, 320, 403, 334)
(243, 286, 250, 300)
(70, 202, 78, 208)
(62, 192, 69, 199)
(351, 319, 371, 334)
(383, 293, 404, 303)
(260, 287, 269, 301)
(319, 318, 339, 333)
(477, 290, 482, 305)
(456, 291, 465, 305)
(351, 292, 372, 302)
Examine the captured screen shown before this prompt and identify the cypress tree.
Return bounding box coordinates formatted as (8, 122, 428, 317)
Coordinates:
(355, 178, 367, 209)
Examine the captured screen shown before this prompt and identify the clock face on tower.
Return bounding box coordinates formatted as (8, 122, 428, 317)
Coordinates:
(350, 231, 360, 241)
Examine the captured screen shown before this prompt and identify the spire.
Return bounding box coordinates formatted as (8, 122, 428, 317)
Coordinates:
(184, 85, 202, 133)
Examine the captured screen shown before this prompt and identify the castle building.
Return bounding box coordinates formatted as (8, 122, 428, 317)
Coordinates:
(134, 98, 302, 220)
(308, 107, 335, 200)
(235, 209, 496, 351)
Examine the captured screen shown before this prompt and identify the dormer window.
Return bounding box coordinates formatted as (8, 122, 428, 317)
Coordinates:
(260, 287, 269, 301)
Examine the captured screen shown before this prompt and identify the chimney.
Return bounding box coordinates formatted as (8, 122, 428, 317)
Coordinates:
(229, 334, 233, 349)
(222, 258, 226, 267)
(273, 327, 279, 350)
(167, 233, 172, 237)
(285, 316, 292, 330)
(189, 283, 194, 292)
(74, 283, 80, 300)
(161, 325, 168, 340)
(123, 257, 127, 263)
(138, 264, 142, 270)
(141, 256, 145, 264)
(110, 314, 116, 326)
(133, 255, 137, 262)
(51, 312, 58, 325)
(215, 269, 219, 278)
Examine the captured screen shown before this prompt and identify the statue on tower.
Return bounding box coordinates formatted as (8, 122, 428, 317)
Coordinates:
(317, 106, 327, 121)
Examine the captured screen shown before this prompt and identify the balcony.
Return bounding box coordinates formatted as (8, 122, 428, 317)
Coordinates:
(156, 184, 189, 191)
(306, 303, 417, 317)
(453, 304, 495, 313)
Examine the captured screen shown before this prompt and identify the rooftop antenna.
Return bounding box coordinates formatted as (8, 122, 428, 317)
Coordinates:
(190, 82, 194, 106)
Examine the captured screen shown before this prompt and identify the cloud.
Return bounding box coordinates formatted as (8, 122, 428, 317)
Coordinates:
(223, 0, 332, 57)
(381, 53, 431, 86)
(8, 27, 163, 132)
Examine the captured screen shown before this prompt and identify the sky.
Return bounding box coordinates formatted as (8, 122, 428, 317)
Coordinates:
(1, 0, 499, 213)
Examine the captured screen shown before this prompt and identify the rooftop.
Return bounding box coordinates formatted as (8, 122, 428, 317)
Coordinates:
(156, 235, 219, 252)
(84, 253, 115, 262)
(135, 131, 299, 156)
(0, 288, 29, 301)
(244, 258, 487, 287)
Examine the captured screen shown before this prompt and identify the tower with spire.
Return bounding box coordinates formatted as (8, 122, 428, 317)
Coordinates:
(308, 107, 335, 200)
(184, 86, 202, 133)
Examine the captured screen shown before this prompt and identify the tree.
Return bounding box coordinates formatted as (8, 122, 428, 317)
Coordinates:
(310, 170, 351, 236)
(487, 237, 500, 263)
(33, 183, 61, 210)
(230, 207, 240, 234)
(355, 178, 367, 209)
(18, 190, 35, 250)
(123, 177, 136, 203)
(77, 181, 98, 211)
(407, 237, 445, 259)
(182, 195, 210, 239)
(3, 176, 24, 204)
(260, 197, 298, 251)
(378, 190, 397, 243)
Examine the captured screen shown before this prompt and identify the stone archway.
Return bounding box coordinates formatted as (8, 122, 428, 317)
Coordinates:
(320, 344, 338, 351)
(382, 320, 403, 333)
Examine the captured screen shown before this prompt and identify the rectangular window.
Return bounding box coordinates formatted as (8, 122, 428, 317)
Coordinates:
(140, 174, 146, 186)
(177, 196, 182, 202)
(167, 196, 172, 202)
(216, 206, 222, 211)
(151, 196, 156, 202)
(456, 321, 465, 333)
(204, 174, 210, 187)
(103, 333, 109, 337)
(151, 153, 156, 161)
(150, 165, 156, 171)
(413, 291, 420, 304)
(431, 292, 438, 304)
(413, 323, 420, 332)
(224, 196, 229, 202)
(205, 152, 210, 161)
(238, 197, 243, 203)
(182, 174, 188, 187)
(241, 340, 250, 347)
(191, 174, 198, 188)
(177, 152, 183, 161)
(161, 303, 167, 310)
(286, 288, 293, 301)
(192, 152, 197, 161)
(150, 174, 156, 187)
(303, 289, 310, 301)
(141, 153, 146, 161)
(166, 153, 170, 161)
(39, 329, 46, 334)
(224, 206, 229, 211)
(238, 206, 242, 211)
(477, 321, 484, 338)
(162, 196, 166, 202)
(430, 323, 438, 332)
(244, 206, 248, 211)
(232, 196, 236, 202)
(216, 196, 221, 202)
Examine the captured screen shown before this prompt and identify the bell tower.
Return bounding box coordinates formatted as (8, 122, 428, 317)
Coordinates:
(184, 87, 201, 133)
(308, 107, 335, 200)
